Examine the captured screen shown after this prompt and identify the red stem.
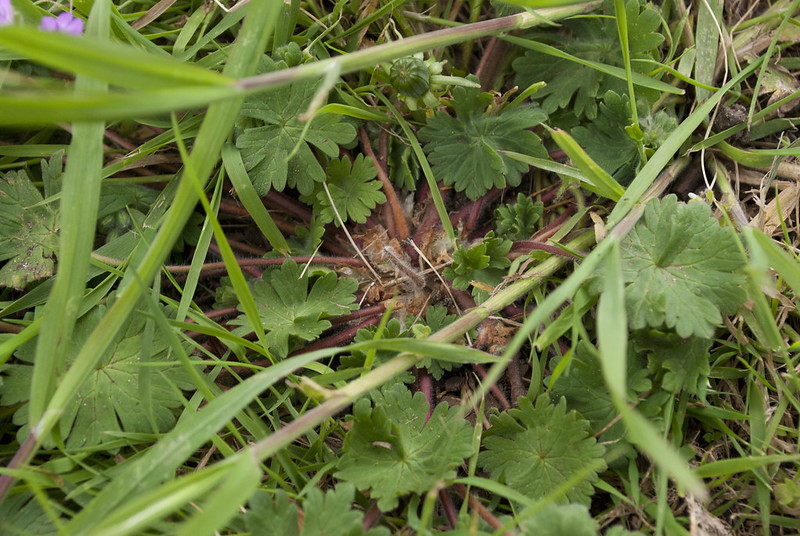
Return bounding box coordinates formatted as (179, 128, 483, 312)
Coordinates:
(262, 190, 313, 223)
(417, 367, 434, 424)
(328, 303, 388, 326)
(167, 253, 367, 274)
(287, 317, 382, 357)
(439, 488, 458, 529)
(472, 362, 510, 411)
(531, 204, 576, 242)
(359, 127, 410, 241)
(508, 240, 582, 260)
(452, 484, 513, 536)
(363, 502, 383, 531)
(408, 181, 451, 263)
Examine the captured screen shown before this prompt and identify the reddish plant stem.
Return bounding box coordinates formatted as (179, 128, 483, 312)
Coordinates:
(464, 198, 485, 233)
(506, 353, 526, 405)
(449, 199, 479, 231)
(244, 266, 262, 277)
(287, 317, 382, 358)
(218, 317, 383, 380)
(202, 337, 229, 359)
(166, 254, 368, 274)
(532, 203, 576, 242)
(207, 243, 262, 277)
(378, 126, 390, 171)
(502, 304, 533, 319)
(452, 484, 512, 536)
(538, 183, 561, 205)
(450, 187, 504, 235)
(449, 286, 476, 313)
(104, 127, 137, 152)
(0, 321, 22, 334)
(363, 502, 383, 531)
(508, 240, 582, 260)
(0, 434, 37, 501)
(263, 190, 313, 223)
(218, 197, 250, 217)
(328, 303, 388, 326)
(475, 37, 504, 92)
(202, 306, 239, 320)
(439, 488, 458, 530)
(417, 367, 433, 424)
(359, 127, 410, 241)
(227, 237, 269, 257)
(472, 362, 510, 411)
(408, 181, 451, 263)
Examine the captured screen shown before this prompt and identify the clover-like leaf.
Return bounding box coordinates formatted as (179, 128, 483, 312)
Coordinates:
(605, 527, 646, 536)
(513, 0, 664, 121)
(235, 58, 356, 196)
(572, 91, 678, 183)
(633, 330, 713, 395)
(418, 84, 547, 200)
(307, 154, 386, 226)
(443, 232, 511, 301)
(0, 170, 59, 289)
(517, 503, 598, 536)
(0, 492, 59, 536)
(341, 318, 409, 367)
(388, 133, 419, 190)
(2, 304, 195, 449)
(479, 394, 606, 505)
(335, 383, 474, 511)
(285, 215, 325, 256)
(548, 342, 667, 449)
(620, 195, 747, 338)
(243, 484, 389, 536)
(229, 259, 358, 357)
(494, 192, 543, 241)
(571, 91, 639, 181)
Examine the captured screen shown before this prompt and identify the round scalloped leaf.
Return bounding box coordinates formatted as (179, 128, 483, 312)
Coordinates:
(335, 383, 474, 511)
(620, 195, 747, 338)
(479, 394, 606, 505)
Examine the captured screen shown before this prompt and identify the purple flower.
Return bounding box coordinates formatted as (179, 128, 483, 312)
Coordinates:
(39, 12, 84, 35)
(0, 0, 14, 27)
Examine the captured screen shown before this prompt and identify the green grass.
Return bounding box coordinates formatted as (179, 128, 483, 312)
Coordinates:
(2, 0, 800, 534)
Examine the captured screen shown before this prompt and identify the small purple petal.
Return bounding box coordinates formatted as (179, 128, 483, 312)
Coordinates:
(0, 0, 14, 26)
(39, 11, 84, 35)
(39, 16, 58, 31)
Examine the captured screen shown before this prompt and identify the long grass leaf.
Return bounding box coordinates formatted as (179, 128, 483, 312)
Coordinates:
(597, 237, 627, 399)
(0, 27, 232, 90)
(4, 0, 283, 499)
(221, 144, 290, 254)
(549, 128, 626, 201)
(695, 454, 800, 478)
(501, 35, 683, 95)
(28, 0, 109, 427)
(745, 228, 800, 296)
(0, 87, 237, 126)
(609, 58, 763, 226)
(694, 0, 723, 101)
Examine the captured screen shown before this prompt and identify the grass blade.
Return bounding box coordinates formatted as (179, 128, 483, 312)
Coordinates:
(549, 128, 626, 201)
(597, 237, 627, 399)
(0, 27, 232, 90)
(28, 0, 109, 430)
(221, 144, 290, 254)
